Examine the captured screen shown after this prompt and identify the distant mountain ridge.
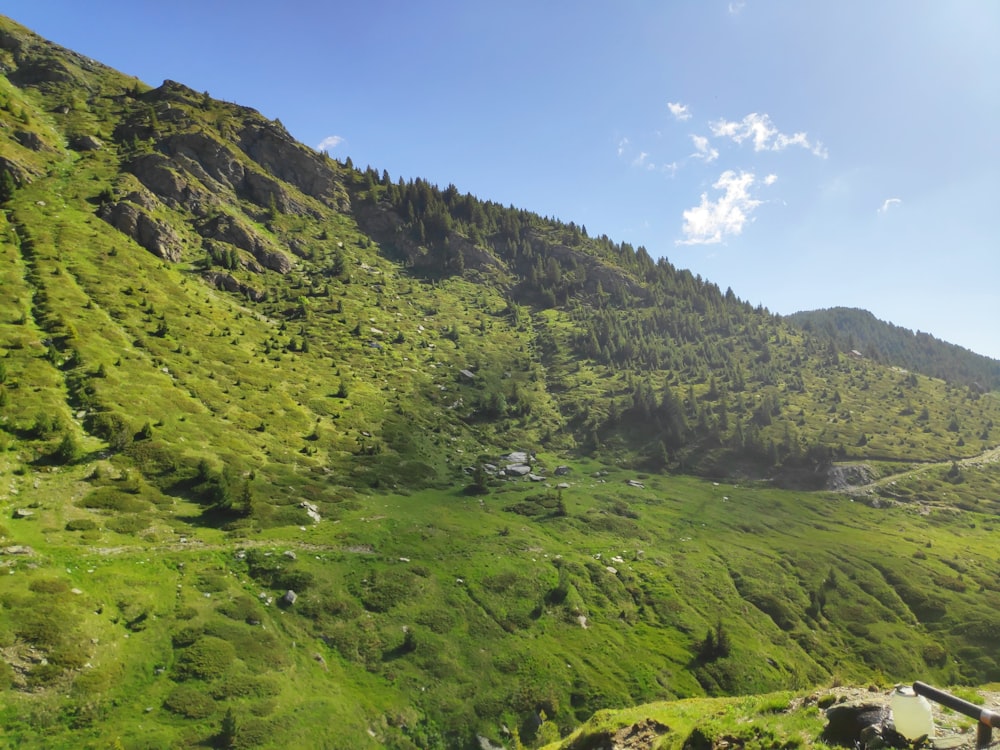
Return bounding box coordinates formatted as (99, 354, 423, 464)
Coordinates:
(786, 307, 1000, 391)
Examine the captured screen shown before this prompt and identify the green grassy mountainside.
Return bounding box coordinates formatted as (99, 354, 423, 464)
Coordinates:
(3, 15, 1000, 750)
(786, 307, 1000, 392)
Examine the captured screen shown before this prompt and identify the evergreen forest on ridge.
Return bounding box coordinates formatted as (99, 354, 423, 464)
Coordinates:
(2, 15, 1000, 750)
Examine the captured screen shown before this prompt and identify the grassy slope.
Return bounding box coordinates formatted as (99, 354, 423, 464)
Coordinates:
(3, 14, 1000, 750)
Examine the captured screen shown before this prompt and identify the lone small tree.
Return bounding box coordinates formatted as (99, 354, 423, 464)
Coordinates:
(217, 707, 237, 748)
(0, 169, 17, 204)
(53, 431, 81, 464)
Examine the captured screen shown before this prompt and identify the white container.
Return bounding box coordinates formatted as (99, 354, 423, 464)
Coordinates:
(891, 685, 934, 740)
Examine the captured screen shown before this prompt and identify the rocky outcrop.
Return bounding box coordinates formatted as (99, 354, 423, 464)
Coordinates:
(69, 134, 103, 151)
(825, 463, 876, 491)
(202, 271, 265, 302)
(238, 120, 343, 207)
(99, 200, 184, 262)
(199, 214, 291, 274)
(576, 718, 670, 750)
(0, 155, 39, 187)
(127, 152, 204, 208)
(14, 130, 46, 151)
(156, 132, 307, 215)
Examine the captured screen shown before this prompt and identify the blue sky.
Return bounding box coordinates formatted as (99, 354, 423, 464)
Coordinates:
(6, 2, 999, 358)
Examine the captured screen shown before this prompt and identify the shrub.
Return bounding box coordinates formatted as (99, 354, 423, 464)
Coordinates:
(53, 432, 81, 464)
(163, 684, 217, 719)
(78, 488, 147, 513)
(217, 595, 260, 623)
(105, 515, 149, 535)
(173, 636, 237, 681)
(28, 578, 71, 595)
(65, 518, 98, 531)
(210, 675, 280, 700)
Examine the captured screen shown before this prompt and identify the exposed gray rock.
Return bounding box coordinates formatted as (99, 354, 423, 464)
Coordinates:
(0, 545, 34, 555)
(281, 590, 298, 606)
(69, 134, 103, 151)
(199, 214, 291, 273)
(202, 271, 265, 301)
(99, 201, 184, 262)
(12, 508, 34, 519)
(823, 698, 888, 746)
(826, 463, 876, 491)
(14, 130, 46, 151)
(554, 465, 570, 476)
(299, 501, 321, 523)
(506, 464, 531, 476)
(238, 120, 342, 206)
(128, 152, 200, 207)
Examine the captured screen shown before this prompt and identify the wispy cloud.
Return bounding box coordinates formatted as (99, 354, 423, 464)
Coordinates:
(690, 134, 719, 163)
(763, 173, 778, 186)
(677, 170, 761, 245)
(632, 151, 651, 169)
(877, 197, 902, 214)
(710, 113, 827, 158)
(668, 101, 692, 121)
(728, 1, 746, 14)
(617, 137, 630, 157)
(316, 135, 344, 152)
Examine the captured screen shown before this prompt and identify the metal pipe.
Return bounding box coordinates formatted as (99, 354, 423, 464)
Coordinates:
(913, 682, 1000, 728)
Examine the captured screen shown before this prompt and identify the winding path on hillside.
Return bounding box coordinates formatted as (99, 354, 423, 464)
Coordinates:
(835, 444, 1000, 494)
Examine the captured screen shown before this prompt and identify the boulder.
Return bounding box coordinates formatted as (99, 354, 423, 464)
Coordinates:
(299, 501, 321, 523)
(0, 545, 34, 555)
(823, 698, 888, 746)
(506, 464, 531, 477)
(14, 130, 46, 151)
(69, 134, 103, 151)
(281, 590, 298, 606)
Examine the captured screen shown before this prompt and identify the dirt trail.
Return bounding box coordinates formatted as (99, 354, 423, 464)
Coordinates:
(836, 444, 1000, 495)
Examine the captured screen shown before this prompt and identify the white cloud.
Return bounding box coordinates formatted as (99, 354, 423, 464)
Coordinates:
(677, 170, 761, 245)
(763, 173, 778, 186)
(690, 134, 719, 163)
(668, 101, 692, 121)
(662, 161, 680, 177)
(729, 1, 746, 14)
(632, 151, 650, 168)
(878, 197, 902, 214)
(617, 137, 629, 157)
(316, 135, 344, 152)
(710, 113, 826, 157)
